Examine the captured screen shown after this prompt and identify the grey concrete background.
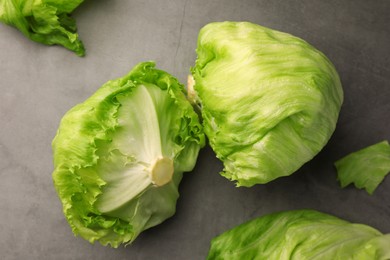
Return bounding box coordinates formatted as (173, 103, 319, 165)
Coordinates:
(0, 0, 389, 259)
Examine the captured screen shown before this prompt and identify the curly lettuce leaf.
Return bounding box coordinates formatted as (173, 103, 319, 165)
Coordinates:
(0, 0, 85, 56)
(52, 62, 205, 247)
(335, 140, 390, 194)
(191, 21, 343, 186)
(208, 210, 390, 260)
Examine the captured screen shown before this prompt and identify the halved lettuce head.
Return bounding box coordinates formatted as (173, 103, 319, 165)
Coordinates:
(52, 62, 205, 247)
(191, 21, 343, 186)
(0, 0, 85, 56)
(208, 210, 390, 260)
(335, 140, 390, 194)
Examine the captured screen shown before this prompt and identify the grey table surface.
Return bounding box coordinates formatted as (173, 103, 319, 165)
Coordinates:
(1, 0, 389, 259)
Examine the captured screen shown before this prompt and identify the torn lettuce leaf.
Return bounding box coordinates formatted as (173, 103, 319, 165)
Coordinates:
(52, 62, 205, 247)
(191, 21, 343, 186)
(0, 0, 85, 56)
(207, 210, 390, 260)
(335, 140, 390, 194)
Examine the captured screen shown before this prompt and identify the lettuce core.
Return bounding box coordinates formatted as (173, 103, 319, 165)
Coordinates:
(150, 157, 174, 186)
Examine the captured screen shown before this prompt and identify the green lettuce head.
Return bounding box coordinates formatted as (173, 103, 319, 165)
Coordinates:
(191, 21, 343, 186)
(52, 62, 205, 247)
(0, 0, 85, 56)
(208, 210, 390, 260)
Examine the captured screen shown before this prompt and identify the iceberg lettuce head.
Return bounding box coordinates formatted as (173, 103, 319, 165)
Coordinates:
(191, 22, 343, 186)
(52, 62, 205, 247)
(208, 210, 390, 260)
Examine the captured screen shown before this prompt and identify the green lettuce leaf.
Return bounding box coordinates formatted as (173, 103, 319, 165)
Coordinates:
(208, 210, 390, 260)
(335, 140, 390, 194)
(52, 61, 205, 247)
(0, 0, 85, 56)
(191, 21, 343, 186)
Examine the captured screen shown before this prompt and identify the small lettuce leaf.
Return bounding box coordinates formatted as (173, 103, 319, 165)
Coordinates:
(52, 62, 205, 247)
(207, 210, 390, 260)
(191, 21, 343, 186)
(335, 140, 390, 194)
(0, 0, 85, 56)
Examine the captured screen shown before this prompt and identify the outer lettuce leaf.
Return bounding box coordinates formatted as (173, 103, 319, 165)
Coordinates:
(52, 62, 205, 247)
(207, 210, 390, 260)
(335, 140, 390, 194)
(0, 0, 85, 56)
(191, 21, 343, 186)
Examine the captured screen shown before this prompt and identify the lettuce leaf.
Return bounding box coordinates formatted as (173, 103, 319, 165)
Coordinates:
(335, 140, 390, 194)
(208, 210, 390, 260)
(0, 0, 85, 56)
(52, 61, 205, 247)
(191, 21, 343, 186)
